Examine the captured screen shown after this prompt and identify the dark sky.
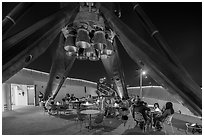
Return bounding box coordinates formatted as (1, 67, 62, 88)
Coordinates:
(138, 2, 202, 87)
(3, 2, 202, 87)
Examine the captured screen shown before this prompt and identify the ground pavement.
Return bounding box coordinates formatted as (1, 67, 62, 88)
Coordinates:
(2, 106, 201, 135)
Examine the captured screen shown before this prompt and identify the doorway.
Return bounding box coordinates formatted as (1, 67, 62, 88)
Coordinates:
(27, 85, 35, 105)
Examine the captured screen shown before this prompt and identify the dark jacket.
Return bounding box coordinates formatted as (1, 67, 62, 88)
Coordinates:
(133, 104, 150, 121)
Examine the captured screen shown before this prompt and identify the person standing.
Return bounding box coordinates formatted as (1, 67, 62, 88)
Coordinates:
(38, 91, 44, 102)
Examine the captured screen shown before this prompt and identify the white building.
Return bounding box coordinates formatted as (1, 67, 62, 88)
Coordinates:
(2, 68, 97, 111)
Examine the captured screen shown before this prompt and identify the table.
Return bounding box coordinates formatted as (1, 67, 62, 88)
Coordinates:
(81, 102, 94, 106)
(80, 109, 100, 130)
(81, 102, 95, 109)
(148, 104, 154, 108)
(56, 105, 67, 115)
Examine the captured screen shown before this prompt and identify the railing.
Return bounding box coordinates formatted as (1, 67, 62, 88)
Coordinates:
(97, 83, 117, 97)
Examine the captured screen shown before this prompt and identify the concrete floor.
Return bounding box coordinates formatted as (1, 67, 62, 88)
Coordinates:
(2, 106, 201, 135)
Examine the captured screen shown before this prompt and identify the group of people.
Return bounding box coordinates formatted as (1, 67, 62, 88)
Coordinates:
(44, 93, 79, 113)
(44, 90, 174, 132)
(152, 102, 174, 130)
(131, 95, 174, 131)
(95, 96, 130, 123)
(62, 93, 78, 102)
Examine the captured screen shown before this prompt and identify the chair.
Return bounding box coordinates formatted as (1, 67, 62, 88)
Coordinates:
(57, 104, 70, 115)
(185, 123, 202, 134)
(92, 113, 105, 133)
(162, 114, 174, 134)
(93, 113, 104, 126)
(43, 104, 54, 117)
(75, 111, 87, 131)
(134, 112, 146, 132)
(43, 106, 49, 116)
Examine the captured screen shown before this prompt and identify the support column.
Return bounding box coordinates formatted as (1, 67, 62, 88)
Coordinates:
(139, 70, 143, 98)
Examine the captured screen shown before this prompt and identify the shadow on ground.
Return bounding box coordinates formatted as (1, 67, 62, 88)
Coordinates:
(122, 125, 165, 135)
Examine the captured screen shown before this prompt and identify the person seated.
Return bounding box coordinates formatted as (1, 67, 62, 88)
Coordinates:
(118, 99, 129, 112)
(100, 97, 106, 113)
(65, 99, 69, 105)
(61, 98, 69, 109)
(136, 95, 141, 102)
(45, 97, 57, 115)
(143, 102, 152, 125)
(56, 101, 61, 105)
(104, 99, 112, 117)
(132, 95, 142, 108)
(65, 93, 70, 101)
(153, 103, 162, 116)
(38, 92, 44, 102)
(50, 103, 58, 114)
(80, 96, 86, 101)
(130, 95, 136, 105)
(115, 97, 122, 105)
(62, 98, 66, 104)
(153, 102, 174, 130)
(118, 99, 130, 126)
(113, 99, 120, 117)
(108, 97, 117, 116)
(70, 94, 76, 101)
(45, 98, 52, 112)
(95, 96, 101, 108)
(133, 101, 151, 129)
(87, 95, 94, 103)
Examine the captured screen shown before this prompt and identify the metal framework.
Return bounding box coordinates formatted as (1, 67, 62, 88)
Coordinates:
(2, 2, 202, 116)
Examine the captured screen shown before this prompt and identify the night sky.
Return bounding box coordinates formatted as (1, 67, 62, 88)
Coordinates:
(3, 2, 202, 87)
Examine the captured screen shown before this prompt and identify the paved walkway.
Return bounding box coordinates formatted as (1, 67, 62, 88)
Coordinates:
(2, 106, 201, 135)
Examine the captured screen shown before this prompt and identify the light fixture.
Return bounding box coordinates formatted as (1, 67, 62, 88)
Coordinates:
(142, 70, 146, 75)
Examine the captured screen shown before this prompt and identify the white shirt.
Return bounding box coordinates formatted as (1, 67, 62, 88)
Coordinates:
(154, 108, 162, 113)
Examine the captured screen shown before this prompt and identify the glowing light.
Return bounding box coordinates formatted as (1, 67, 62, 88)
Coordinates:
(142, 71, 146, 75)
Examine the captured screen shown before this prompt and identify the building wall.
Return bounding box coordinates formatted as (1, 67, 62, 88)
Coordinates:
(33, 80, 97, 104)
(2, 68, 97, 111)
(2, 83, 12, 111)
(54, 85, 97, 102)
(2, 83, 7, 111)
